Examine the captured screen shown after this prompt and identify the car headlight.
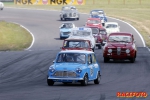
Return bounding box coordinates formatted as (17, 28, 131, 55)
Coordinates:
(76, 68, 82, 73)
(49, 67, 55, 73)
(108, 49, 112, 53)
(126, 49, 130, 53)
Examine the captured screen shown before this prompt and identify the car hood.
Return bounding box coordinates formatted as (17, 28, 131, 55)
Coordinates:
(54, 63, 85, 71)
(60, 28, 71, 32)
(106, 42, 132, 48)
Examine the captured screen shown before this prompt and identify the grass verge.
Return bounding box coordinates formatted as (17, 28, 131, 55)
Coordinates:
(0, 21, 32, 51)
(3, 0, 150, 47)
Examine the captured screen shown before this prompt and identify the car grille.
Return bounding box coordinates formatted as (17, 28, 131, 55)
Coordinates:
(69, 13, 76, 17)
(63, 32, 70, 35)
(112, 48, 126, 55)
(54, 71, 77, 77)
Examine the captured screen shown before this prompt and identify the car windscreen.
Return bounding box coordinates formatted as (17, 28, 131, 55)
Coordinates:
(91, 11, 104, 15)
(100, 30, 107, 35)
(87, 20, 100, 24)
(61, 23, 73, 28)
(63, 40, 90, 48)
(106, 24, 118, 28)
(72, 30, 91, 36)
(108, 35, 132, 42)
(56, 53, 86, 64)
(91, 28, 99, 34)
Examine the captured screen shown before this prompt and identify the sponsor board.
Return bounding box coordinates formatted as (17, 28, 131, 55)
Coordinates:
(15, 0, 85, 5)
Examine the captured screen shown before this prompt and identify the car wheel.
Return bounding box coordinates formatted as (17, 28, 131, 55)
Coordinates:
(94, 72, 101, 84)
(77, 18, 79, 20)
(104, 57, 109, 63)
(81, 74, 88, 86)
(130, 57, 135, 63)
(47, 79, 54, 86)
(98, 45, 101, 49)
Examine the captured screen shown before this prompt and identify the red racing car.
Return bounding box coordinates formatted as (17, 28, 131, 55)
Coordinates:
(85, 18, 103, 29)
(61, 38, 93, 51)
(103, 32, 137, 63)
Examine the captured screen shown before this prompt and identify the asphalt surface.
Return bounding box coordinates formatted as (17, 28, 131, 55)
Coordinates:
(0, 8, 150, 100)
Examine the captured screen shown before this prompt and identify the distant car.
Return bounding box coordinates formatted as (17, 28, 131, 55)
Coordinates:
(69, 27, 96, 51)
(61, 38, 93, 51)
(85, 18, 103, 29)
(91, 27, 102, 49)
(47, 50, 101, 86)
(59, 22, 76, 39)
(105, 22, 120, 36)
(90, 10, 107, 26)
(60, 5, 80, 21)
(99, 28, 107, 45)
(0, 2, 4, 10)
(103, 32, 137, 63)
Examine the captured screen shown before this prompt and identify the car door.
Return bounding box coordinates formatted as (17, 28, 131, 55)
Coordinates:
(91, 54, 99, 79)
(87, 54, 95, 80)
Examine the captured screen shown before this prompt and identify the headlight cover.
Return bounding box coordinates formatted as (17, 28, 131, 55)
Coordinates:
(76, 68, 82, 73)
(49, 67, 55, 73)
(108, 48, 112, 53)
(126, 49, 130, 53)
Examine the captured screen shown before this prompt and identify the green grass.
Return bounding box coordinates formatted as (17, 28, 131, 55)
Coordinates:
(0, 21, 32, 51)
(3, 0, 150, 47)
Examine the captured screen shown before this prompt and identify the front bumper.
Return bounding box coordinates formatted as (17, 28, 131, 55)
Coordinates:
(103, 52, 135, 59)
(48, 77, 83, 80)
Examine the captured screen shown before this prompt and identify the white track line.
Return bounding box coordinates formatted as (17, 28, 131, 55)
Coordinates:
(5, 7, 148, 50)
(12, 22, 35, 50)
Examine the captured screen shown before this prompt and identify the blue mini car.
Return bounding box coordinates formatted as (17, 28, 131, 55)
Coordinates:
(90, 10, 107, 26)
(47, 50, 101, 86)
(59, 22, 75, 39)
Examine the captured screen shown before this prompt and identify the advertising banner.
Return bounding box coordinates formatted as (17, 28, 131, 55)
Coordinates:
(15, 0, 85, 5)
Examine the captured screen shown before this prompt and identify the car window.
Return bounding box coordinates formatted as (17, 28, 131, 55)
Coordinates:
(61, 23, 73, 28)
(64, 41, 90, 48)
(91, 28, 99, 34)
(87, 20, 100, 24)
(108, 35, 132, 42)
(57, 53, 86, 64)
(88, 54, 92, 64)
(72, 31, 91, 36)
(92, 54, 96, 64)
(106, 24, 118, 28)
(100, 30, 107, 34)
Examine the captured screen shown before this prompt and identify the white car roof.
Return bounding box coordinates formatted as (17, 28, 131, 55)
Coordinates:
(59, 50, 94, 54)
(105, 22, 118, 25)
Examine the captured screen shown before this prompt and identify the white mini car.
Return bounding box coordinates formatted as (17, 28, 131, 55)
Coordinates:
(69, 27, 96, 51)
(0, 2, 4, 10)
(105, 22, 120, 36)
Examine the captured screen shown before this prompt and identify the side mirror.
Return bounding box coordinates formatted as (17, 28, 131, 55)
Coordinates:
(53, 60, 55, 63)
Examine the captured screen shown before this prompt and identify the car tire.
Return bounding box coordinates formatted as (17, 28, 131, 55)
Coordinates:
(47, 79, 54, 86)
(94, 72, 101, 84)
(104, 57, 109, 63)
(130, 57, 135, 63)
(98, 45, 101, 49)
(81, 74, 88, 86)
(77, 18, 79, 20)
(60, 17, 63, 21)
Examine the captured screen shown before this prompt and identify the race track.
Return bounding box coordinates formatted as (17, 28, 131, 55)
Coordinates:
(0, 8, 150, 100)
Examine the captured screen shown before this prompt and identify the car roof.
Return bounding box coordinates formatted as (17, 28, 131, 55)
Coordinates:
(62, 22, 74, 24)
(59, 50, 94, 54)
(109, 32, 133, 36)
(65, 38, 90, 41)
(105, 22, 118, 25)
(91, 10, 104, 12)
